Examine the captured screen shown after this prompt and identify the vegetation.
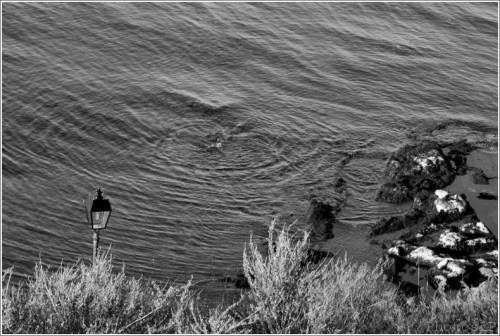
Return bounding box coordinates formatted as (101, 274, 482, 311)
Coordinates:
(2, 220, 498, 334)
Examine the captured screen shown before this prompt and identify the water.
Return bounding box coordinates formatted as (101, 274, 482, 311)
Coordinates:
(2, 2, 497, 299)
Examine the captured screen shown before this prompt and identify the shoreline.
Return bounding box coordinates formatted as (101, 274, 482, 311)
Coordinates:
(367, 135, 498, 293)
(447, 149, 498, 238)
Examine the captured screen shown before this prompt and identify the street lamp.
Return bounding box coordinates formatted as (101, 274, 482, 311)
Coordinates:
(84, 188, 112, 265)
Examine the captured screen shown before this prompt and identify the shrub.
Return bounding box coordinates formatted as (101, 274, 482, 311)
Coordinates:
(242, 219, 406, 333)
(402, 279, 498, 334)
(1, 250, 252, 334)
(3, 250, 180, 333)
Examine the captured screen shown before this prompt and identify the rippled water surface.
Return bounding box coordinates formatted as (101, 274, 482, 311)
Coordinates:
(2, 2, 498, 296)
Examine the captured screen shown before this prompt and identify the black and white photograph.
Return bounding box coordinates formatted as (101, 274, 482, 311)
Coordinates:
(2, 1, 498, 334)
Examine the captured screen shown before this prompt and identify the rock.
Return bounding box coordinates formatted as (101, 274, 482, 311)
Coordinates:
(463, 238, 497, 252)
(307, 199, 335, 241)
(376, 142, 455, 203)
(435, 222, 497, 254)
(437, 230, 465, 249)
(389, 241, 471, 270)
(381, 216, 497, 292)
(388, 245, 405, 257)
(459, 222, 491, 235)
(370, 189, 473, 237)
(371, 135, 498, 292)
(428, 269, 463, 290)
(407, 246, 443, 266)
(478, 192, 497, 200)
(446, 261, 466, 277)
(370, 208, 427, 236)
(432, 274, 448, 289)
(220, 273, 251, 289)
(333, 177, 347, 193)
(435, 189, 449, 199)
(397, 281, 421, 296)
(434, 190, 466, 213)
(413, 153, 445, 172)
(437, 259, 448, 270)
(445, 140, 472, 175)
(234, 275, 250, 288)
(471, 170, 488, 185)
(419, 222, 446, 235)
(487, 250, 498, 258)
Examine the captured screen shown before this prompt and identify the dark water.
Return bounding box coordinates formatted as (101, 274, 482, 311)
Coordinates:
(2, 2, 498, 297)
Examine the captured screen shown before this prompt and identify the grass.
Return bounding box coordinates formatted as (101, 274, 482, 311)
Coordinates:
(2, 250, 251, 334)
(2, 220, 498, 334)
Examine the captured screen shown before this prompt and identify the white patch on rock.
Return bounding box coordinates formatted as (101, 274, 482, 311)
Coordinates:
(487, 250, 498, 258)
(460, 222, 491, 235)
(408, 247, 441, 265)
(446, 261, 466, 277)
(405, 246, 470, 271)
(434, 275, 448, 286)
(465, 237, 494, 247)
(387, 241, 414, 257)
(437, 259, 448, 270)
(388, 246, 401, 256)
(413, 151, 444, 172)
(438, 230, 464, 248)
(435, 189, 449, 199)
(434, 190, 466, 213)
(415, 233, 423, 239)
(476, 222, 490, 234)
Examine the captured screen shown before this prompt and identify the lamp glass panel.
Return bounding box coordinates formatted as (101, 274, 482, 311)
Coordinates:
(92, 211, 110, 229)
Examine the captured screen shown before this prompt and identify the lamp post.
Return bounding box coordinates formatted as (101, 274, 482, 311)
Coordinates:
(84, 188, 112, 265)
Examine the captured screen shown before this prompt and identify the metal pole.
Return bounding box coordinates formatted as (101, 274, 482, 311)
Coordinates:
(92, 229, 100, 266)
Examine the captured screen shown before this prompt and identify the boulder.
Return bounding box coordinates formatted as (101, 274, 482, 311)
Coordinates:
(434, 189, 466, 213)
(445, 140, 473, 175)
(437, 230, 465, 249)
(220, 273, 251, 289)
(428, 269, 464, 290)
(370, 189, 473, 237)
(307, 199, 335, 241)
(459, 222, 491, 236)
(376, 142, 455, 203)
(470, 169, 489, 185)
(478, 192, 497, 200)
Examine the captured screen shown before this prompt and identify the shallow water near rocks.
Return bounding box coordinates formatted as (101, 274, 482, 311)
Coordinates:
(447, 150, 498, 238)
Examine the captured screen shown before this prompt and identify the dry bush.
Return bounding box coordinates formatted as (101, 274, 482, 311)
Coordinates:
(242, 219, 405, 333)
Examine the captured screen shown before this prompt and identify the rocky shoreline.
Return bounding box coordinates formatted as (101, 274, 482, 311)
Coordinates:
(222, 123, 498, 294)
(370, 123, 498, 293)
